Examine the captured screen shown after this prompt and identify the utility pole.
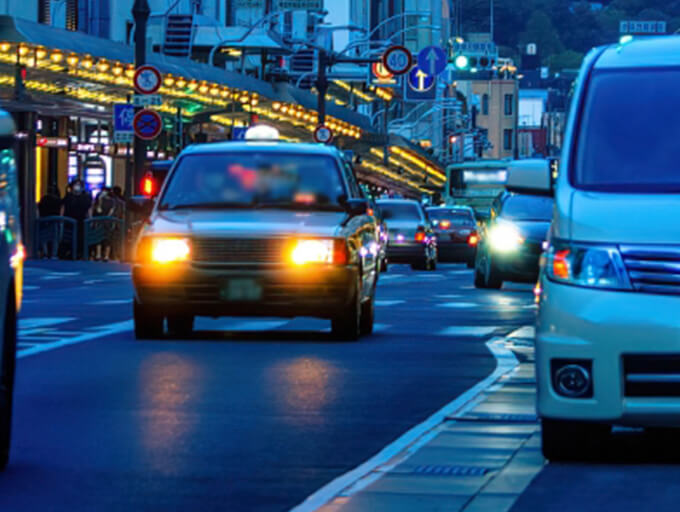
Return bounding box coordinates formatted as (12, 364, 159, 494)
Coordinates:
(132, 0, 150, 196)
(316, 49, 328, 126)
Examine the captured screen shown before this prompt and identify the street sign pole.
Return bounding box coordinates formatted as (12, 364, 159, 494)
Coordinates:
(132, 0, 150, 196)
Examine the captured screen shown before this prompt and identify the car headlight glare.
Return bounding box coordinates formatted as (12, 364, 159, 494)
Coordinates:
(291, 239, 335, 265)
(545, 241, 630, 290)
(489, 222, 523, 252)
(151, 238, 191, 264)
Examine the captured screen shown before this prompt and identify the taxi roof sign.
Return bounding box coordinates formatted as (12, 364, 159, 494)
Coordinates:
(245, 125, 280, 141)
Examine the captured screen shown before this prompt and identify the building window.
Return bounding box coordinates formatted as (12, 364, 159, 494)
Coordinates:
(38, 0, 51, 24)
(504, 129, 514, 151)
(66, 0, 78, 31)
(504, 94, 514, 116)
(482, 94, 489, 115)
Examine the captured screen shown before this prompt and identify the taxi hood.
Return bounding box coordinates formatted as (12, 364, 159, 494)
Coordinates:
(567, 190, 680, 243)
(148, 209, 345, 238)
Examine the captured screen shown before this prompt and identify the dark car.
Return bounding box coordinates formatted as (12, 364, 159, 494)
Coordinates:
(474, 191, 553, 288)
(132, 141, 379, 341)
(377, 199, 437, 271)
(426, 206, 478, 267)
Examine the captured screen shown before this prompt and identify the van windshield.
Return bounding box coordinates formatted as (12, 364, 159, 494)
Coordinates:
(575, 69, 680, 192)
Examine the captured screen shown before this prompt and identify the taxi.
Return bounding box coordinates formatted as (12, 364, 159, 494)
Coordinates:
(132, 126, 379, 341)
(0, 110, 23, 471)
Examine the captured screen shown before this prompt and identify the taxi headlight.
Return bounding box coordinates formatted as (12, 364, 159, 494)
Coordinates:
(291, 239, 334, 265)
(545, 241, 631, 290)
(151, 238, 191, 264)
(489, 222, 523, 252)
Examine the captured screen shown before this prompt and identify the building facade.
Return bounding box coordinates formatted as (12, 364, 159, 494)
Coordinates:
(470, 79, 518, 160)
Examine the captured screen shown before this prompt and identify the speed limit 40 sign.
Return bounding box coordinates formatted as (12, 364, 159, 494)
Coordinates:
(382, 45, 413, 76)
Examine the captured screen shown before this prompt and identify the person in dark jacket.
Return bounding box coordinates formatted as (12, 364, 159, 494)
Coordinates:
(62, 179, 92, 259)
(38, 185, 62, 259)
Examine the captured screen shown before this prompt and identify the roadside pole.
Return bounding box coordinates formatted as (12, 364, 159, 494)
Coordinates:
(132, 0, 150, 196)
(316, 50, 328, 126)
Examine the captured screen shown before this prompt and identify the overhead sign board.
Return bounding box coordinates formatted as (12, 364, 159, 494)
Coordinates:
(418, 46, 447, 77)
(275, 0, 322, 9)
(382, 45, 412, 76)
(134, 65, 162, 95)
(619, 20, 666, 34)
(133, 109, 163, 141)
(452, 41, 497, 55)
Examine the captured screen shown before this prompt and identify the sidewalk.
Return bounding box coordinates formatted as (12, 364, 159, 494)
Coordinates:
(308, 327, 542, 512)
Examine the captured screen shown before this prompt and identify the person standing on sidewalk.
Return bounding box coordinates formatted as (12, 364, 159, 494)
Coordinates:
(37, 185, 62, 259)
(93, 187, 116, 261)
(62, 179, 92, 259)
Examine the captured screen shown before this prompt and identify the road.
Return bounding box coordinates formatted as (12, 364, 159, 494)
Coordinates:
(0, 261, 535, 512)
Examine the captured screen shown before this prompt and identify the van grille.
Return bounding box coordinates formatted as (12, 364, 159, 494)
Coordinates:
(620, 245, 680, 295)
(192, 238, 285, 263)
(623, 355, 680, 397)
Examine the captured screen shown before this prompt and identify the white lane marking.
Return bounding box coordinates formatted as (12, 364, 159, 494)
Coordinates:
(19, 317, 76, 330)
(92, 300, 131, 305)
(438, 326, 499, 337)
(84, 280, 104, 285)
(448, 269, 472, 275)
(379, 274, 405, 280)
(375, 300, 404, 307)
(289, 335, 520, 512)
(23, 285, 40, 291)
(228, 320, 290, 331)
(417, 273, 444, 278)
(48, 272, 81, 276)
(437, 302, 479, 308)
(435, 294, 462, 299)
(41, 275, 66, 280)
(20, 335, 64, 341)
(106, 272, 130, 277)
(17, 320, 133, 359)
(373, 323, 390, 332)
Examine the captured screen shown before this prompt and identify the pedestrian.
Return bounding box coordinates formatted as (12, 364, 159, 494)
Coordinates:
(37, 185, 62, 259)
(62, 179, 92, 259)
(93, 187, 116, 261)
(109, 186, 126, 261)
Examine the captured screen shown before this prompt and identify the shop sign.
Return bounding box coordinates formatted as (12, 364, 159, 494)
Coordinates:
(37, 137, 68, 148)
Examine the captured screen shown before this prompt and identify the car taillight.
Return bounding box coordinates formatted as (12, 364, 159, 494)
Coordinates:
(440, 220, 451, 229)
(415, 231, 426, 243)
(333, 239, 349, 265)
(468, 233, 479, 246)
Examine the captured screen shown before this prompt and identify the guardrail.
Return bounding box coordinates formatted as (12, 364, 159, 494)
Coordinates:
(35, 216, 77, 260)
(83, 217, 125, 261)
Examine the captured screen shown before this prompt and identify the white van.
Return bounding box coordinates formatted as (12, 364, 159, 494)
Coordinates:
(536, 36, 680, 460)
(0, 111, 23, 470)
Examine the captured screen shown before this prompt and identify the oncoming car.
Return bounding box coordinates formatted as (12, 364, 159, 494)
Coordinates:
(377, 199, 437, 271)
(133, 139, 379, 342)
(0, 111, 22, 471)
(474, 161, 553, 289)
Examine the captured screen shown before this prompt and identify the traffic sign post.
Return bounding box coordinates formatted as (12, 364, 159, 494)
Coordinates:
(417, 46, 447, 77)
(133, 109, 163, 141)
(133, 94, 162, 107)
(133, 65, 162, 95)
(313, 125, 333, 144)
(113, 103, 135, 143)
(382, 45, 412, 76)
(406, 66, 436, 100)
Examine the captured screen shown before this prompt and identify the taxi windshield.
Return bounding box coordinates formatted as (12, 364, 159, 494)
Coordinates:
(159, 152, 346, 210)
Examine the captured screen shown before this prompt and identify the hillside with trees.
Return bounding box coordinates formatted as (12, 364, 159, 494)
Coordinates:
(461, 0, 680, 69)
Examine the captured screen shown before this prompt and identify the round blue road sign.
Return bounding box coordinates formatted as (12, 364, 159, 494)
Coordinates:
(133, 109, 163, 141)
(408, 66, 435, 92)
(417, 46, 447, 77)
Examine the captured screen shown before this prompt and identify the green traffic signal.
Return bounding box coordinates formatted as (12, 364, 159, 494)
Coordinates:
(454, 54, 469, 70)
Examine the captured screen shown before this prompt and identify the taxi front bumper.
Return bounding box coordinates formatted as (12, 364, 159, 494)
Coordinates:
(132, 263, 358, 319)
(537, 278, 680, 426)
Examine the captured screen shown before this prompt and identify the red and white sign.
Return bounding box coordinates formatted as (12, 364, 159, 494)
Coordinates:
(133, 109, 163, 141)
(382, 45, 412, 76)
(372, 62, 394, 82)
(313, 125, 333, 144)
(133, 65, 162, 95)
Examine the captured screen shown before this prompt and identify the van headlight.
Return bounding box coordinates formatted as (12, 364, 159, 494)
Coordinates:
(489, 222, 523, 252)
(545, 241, 631, 290)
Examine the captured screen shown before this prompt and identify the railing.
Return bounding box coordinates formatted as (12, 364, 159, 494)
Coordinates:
(83, 217, 125, 261)
(35, 216, 77, 260)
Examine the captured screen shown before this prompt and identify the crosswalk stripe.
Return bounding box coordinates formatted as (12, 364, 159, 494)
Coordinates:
(437, 302, 479, 308)
(438, 326, 500, 337)
(375, 300, 404, 307)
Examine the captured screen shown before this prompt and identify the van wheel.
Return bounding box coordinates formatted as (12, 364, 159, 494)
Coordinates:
(134, 299, 164, 340)
(541, 419, 610, 461)
(485, 255, 503, 289)
(0, 287, 17, 471)
(167, 315, 195, 338)
(474, 253, 487, 288)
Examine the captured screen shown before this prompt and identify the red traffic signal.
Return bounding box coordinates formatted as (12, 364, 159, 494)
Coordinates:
(141, 172, 156, 197)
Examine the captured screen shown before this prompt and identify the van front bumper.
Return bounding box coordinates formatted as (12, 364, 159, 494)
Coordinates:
(537, 278, 680, 426)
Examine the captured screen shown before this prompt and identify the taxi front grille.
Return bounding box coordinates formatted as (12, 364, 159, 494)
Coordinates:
(621, 245, 680, 295)
(193, 238, 285, 263)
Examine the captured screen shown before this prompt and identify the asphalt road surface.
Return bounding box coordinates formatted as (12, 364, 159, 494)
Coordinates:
(0, 261, 534, 512)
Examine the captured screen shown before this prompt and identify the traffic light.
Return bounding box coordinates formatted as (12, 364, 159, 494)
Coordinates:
(141, 172, 156, 197)
(454, 54, 469, 70)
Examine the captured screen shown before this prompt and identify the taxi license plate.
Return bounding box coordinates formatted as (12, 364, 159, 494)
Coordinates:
(220, 279, 263, 301)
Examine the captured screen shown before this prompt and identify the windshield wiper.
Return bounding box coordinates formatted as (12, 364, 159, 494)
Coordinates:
(159, 202, 257, 211)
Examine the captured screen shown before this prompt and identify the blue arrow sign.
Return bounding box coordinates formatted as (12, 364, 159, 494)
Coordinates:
(408, 66, 435, 92)
(417, 46, 447, 77)
(113, 104, 134, 133)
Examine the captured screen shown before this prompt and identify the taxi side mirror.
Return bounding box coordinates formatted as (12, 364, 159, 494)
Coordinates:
(343, 198, 370, 217)
(128, 196, 155, 218)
